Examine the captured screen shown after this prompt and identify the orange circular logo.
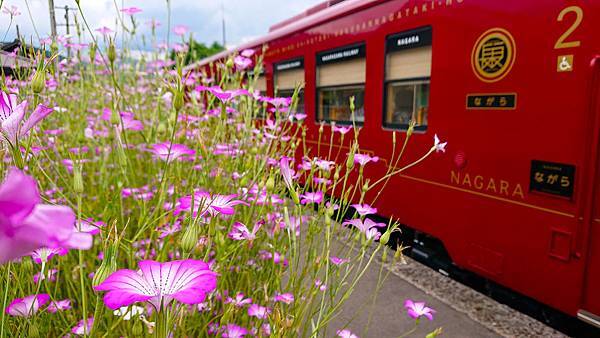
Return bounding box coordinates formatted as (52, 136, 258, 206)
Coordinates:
(471, 28, 516, 83)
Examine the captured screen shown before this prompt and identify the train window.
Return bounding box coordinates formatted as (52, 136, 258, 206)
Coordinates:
(384, 27, 432, 131)
(255, 75, 267, 96)
(275, 58, 305, 115)
(316, 44, 366, 125)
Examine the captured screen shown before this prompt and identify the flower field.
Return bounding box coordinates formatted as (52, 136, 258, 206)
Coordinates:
(0, 4, 445, 337)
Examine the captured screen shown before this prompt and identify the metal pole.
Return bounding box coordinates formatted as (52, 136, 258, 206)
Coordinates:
(48, 0, 57, 40)
(221, 0, 226, 47)
(64, 6, 70, 58)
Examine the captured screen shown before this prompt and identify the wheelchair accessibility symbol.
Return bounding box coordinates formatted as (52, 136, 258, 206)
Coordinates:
(557, 55, 574, 72)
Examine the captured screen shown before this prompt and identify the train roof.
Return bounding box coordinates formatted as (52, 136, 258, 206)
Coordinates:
(186, 0, 385, 70)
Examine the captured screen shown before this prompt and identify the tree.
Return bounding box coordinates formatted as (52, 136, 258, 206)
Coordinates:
(171, 39, 225, 65)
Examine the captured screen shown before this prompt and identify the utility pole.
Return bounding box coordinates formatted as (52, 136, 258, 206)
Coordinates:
(48, 0, 57, 41)
(55, 5, 77, 57)
(221, 0, 226, 48)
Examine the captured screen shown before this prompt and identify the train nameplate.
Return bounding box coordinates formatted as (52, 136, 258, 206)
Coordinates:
(529, 160, 576, 198)
(275, 58, 304, 72)
(317, 43, 365, 65)
(387, 26, 432, 52)
(466, 93, 516, 110)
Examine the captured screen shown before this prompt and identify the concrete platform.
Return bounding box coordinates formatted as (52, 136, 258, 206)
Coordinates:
(328, 243, 566, 337)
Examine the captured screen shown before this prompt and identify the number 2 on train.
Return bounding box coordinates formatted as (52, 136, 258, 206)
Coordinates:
(554, 6, 583, 49)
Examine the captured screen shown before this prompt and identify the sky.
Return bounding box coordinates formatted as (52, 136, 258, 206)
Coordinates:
(0, 0, 324, 49)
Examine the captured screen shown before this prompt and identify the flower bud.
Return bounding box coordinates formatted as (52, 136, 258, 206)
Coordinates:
(92, 259, 115, 287)
(180, 225, 198, 253)
(173, 90, 184, 111)
(110, 109, 120, 125)
(89, 42, 97, 63)
(73, 165, 84, 194)
(157, 122, 167, 134)
(379, 229, 391, 245)
(31, 70, 45, 94)
(289, 188, 300, 205)
(266, 175, 275, 191)
(108, 40, 117, 64)
(349, 96, 355, 112)
(346, 152, 355, 170)
(28, 323, 40, 338)
(132, 319, 144, 336)
(362, 180, 370, 193)
(407, 120, 415, 138)
(21, 257, 33, 273)
(226, 58, 234, 69)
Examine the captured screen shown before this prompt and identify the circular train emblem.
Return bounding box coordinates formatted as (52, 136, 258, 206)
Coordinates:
(471, 28, 516, 83)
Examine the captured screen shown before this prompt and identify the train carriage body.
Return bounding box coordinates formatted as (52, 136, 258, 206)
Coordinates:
(192, 0, 600, 328)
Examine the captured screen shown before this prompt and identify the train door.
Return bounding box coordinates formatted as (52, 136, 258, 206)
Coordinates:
(579, 56, 600, 327)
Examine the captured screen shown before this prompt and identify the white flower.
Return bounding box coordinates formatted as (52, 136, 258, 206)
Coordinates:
(113, 305, 145, 320)
(433, 134, 447, 153)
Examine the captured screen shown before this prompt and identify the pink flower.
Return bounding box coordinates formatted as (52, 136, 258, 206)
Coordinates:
(5, 294, 49, 317)
(404, 299, 435, 320)
(351, 204, 377, 216)
(330, 256, 350, 265)
(33, 268, 57, 283)
(94, 259, 217, 310)
(337, 329, 359, 338)
(205, 194, 249, 216)
(31, 247, 68, 264)
(273, 293, 294, 304)
(72, 317, 94, 335)
(95, 26, 113, 35)
(0, 168, 92, 264)
(224, 293, 252, 307)
(0, 91, 53, 145)
(333, 125, 352, 134)
(353, 153, 379, 166)
(234, 56, 252, 70)
(279, 157, 295, 190)
(300, 191, 323, 204)
(150, 142, 195, 162)
(228, 221, 261, 241)
(240, 49, 255, 58)
(222, 324, 248, 337)
(120, 7, 142, 15)
(248, 304, 271, 319)
(173, 25, 189, 36)
(342, 218, 386, 240)
(47, 299, 71, 313)
(2, 5, 20, 17)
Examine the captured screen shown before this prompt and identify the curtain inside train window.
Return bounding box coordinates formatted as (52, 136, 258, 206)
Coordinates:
(274, 58, 305, 116)
(316, 43, 366, 125)
(384, 26, 432, 131)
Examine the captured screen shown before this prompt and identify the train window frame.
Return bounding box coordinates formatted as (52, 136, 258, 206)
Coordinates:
(315, 42, 366, 126)
(274, 57, 305, 116)
(382, 26, 432, 132)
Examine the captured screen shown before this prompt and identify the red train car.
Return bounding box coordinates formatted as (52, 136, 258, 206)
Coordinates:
(191, 0, 600, 330)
